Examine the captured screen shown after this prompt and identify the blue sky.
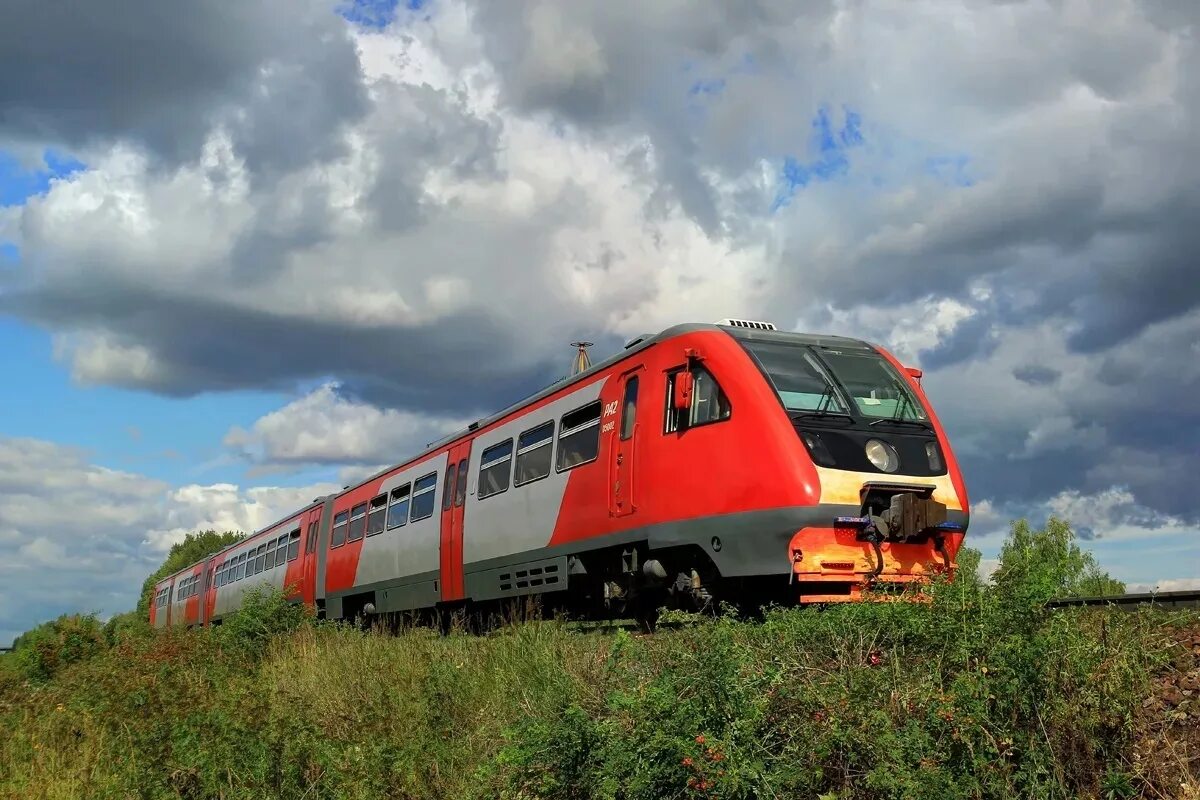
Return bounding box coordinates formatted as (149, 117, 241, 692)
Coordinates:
(0, 152, 322, 490)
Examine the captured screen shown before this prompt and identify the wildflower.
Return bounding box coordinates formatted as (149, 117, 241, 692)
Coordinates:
(55, 704, 64, 712)
(682, 757, 693, 767)
(695, 734, 705, 744)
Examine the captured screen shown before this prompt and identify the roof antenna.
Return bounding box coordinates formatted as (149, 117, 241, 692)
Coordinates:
(570, 341, 593, 376)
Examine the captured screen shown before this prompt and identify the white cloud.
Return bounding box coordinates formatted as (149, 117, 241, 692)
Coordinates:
(223, 382, 468, 469)
(0, 435, 335, 642)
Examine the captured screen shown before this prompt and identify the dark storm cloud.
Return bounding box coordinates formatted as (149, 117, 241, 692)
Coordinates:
(0, 0, 368, 173)
(3, 277, 556, 415)
(1013, 365, 1061, 387)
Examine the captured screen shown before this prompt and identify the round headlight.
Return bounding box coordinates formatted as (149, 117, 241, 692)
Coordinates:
(865, 439, 899, 473)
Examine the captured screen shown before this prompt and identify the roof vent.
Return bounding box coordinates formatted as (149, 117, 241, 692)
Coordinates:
(624, 333, 654, 349)
(717, 318, 777, 331)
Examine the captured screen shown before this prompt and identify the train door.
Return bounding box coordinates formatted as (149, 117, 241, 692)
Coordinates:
(609, 367, 642, 517)
(301, 504, 325, 606)
(439, 441, 471, 602)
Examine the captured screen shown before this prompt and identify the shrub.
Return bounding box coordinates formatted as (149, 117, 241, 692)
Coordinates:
(10, 613, 107, 682)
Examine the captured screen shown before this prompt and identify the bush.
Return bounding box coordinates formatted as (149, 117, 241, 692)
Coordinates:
(10, 613, 107, 682)
(0, 518, 1191, 800)
(216, 585, 315, 661)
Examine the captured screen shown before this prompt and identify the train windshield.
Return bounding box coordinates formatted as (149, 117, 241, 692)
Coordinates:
(742, 340, 928, 422)
(739, 340, 851, 414)
(814, 347, 928, 422)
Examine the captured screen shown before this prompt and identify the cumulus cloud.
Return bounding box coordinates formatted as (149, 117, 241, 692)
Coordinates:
(0, 0, 368, 173)
(224, 382, 469, 472)
(0, 436, 335, 643)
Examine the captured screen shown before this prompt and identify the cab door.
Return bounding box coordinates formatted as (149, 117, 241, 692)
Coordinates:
(609, 368, 642, 517)
(439, 442, 471, 602)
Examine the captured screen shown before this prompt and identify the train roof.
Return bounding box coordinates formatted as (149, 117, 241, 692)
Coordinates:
(153, 321, 876, 584)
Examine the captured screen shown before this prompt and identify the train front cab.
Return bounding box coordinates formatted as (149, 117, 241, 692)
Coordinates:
(710, 324, 970, 603)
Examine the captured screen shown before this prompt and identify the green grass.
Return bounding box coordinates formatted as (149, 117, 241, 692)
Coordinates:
(1, 520, 1197, 799)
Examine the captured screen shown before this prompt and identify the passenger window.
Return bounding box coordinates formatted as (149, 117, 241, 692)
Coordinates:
(255, 544, 266, 574)
(442, 463, 456, 511)
(237, 553, 246, 580)
(514, 421, 554, 485)
(620, 376, 639, 440)
(331, 510, 349, 548)
(664, 365, 731, 433)
(305, 521, 318, 554)
(387, 484, 411, 529)
(455, 458, 468, 506)
(410, 472, 437, 521)
(287, 530, 301, 561)
(478, 440, 513, 499)
(265, 540, 277, 570)
(556, 401, 602, 471)
(367, 495, 387, 536)
(348, 503, 368, 542)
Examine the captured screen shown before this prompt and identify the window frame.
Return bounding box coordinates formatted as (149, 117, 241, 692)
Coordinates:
(366, 494, 387, 537)
(442, 462, 457, 512)
(287, 529, 301, 561)
(620, 375, 639, 440)
(410, 471, 437, 522)
(664, 364, 732, 434)
(330, 510, 350, 549)
(477, 438, 514, 500)
(555, 400, 603, 473)
(348, 502, 368, 542)
(386, 484, 411, 530)
(454, 458, 468, 506)
(513, 420, 555, 487)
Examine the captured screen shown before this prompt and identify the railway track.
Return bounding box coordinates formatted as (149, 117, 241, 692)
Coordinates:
(1046, 590, 1200, 611)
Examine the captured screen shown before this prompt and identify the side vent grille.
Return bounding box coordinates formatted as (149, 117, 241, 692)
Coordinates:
(498, 562, 561, 593)
(717, 318, 777, 330)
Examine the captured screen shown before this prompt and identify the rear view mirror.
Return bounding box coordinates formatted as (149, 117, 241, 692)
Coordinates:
(904, 366, 923, 384)
(673, 370, 694, 412)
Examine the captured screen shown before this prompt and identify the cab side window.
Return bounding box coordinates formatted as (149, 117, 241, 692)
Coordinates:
(664, 365, 731, 433)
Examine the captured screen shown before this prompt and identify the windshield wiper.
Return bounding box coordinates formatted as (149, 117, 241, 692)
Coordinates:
(870, 382, 932, 429)
(793, 409, 854, 422)
(869, 417, 931, 429)
(790, 384, 853, 421)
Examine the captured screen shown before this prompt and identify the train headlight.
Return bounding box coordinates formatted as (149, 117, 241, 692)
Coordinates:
(865, 439, 899, 473)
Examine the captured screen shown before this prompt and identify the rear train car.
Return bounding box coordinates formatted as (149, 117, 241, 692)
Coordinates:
(149, 320, 970, 628)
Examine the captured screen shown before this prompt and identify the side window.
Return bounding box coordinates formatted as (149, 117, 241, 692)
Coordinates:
(276, 534, 289, 562)
(442, 463, 457, 511)
(410, 472, 437, 521)
(237, 553, 246, 580)
(664, 365, 731, 433)
(387, 485, 411, 529)
(305, 521, 318, 554)
(367, 495, 387, 536)
(287, 529, 301, 561)
(348, 503, 368, 542)
(455, 458, 468, 506)
(620, 376, 639, 440)
(514, 421, 554, 486)
(255, 544, 266, 574)
(265, 538, 277, 570)
(331, 510, 349, 548)
(478, 440, 513, 499)
(556, 401, 602, 471)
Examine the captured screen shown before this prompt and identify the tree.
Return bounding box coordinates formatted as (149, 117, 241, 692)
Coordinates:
(135, 530, 246, 616)
(990, 517, 1125, 611)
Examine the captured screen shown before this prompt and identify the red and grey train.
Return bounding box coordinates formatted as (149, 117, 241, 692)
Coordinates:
(149, 320, 970, 630)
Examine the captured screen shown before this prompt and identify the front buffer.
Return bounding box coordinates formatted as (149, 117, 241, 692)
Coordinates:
(788, 492, 966, 602)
